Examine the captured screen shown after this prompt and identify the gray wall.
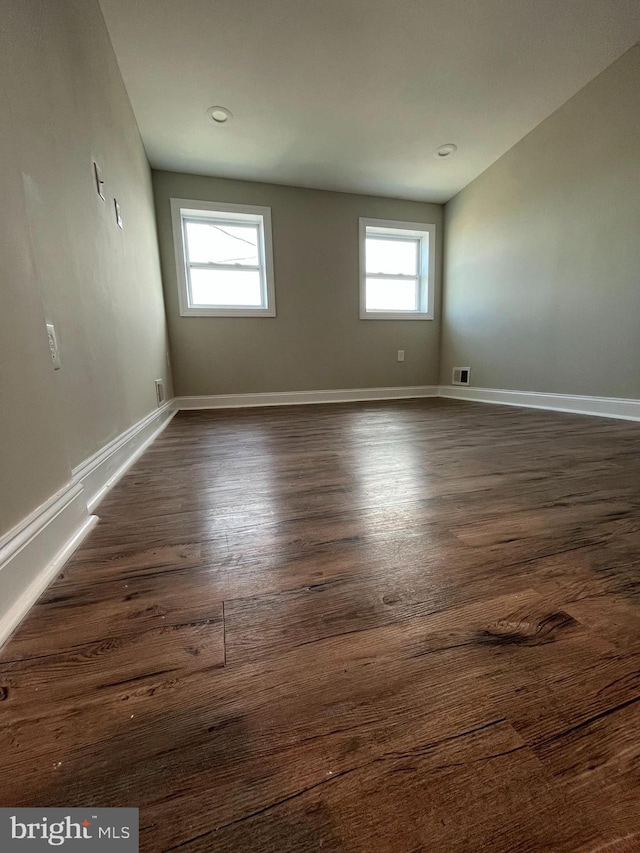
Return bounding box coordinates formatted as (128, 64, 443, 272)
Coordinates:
(0, 0, 171, 535)
(153, 172, 443, 396)
(440, 46, 640, 398)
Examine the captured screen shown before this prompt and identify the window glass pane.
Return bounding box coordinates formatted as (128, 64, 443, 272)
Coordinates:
(366, 236, 418, 276)
(190, 268, 263, 307)
(185, 220, 260, 266)
(365, 278, 418, 312)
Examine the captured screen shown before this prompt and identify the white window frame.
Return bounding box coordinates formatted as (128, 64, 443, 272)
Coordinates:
(359, 218, 435, 320)
(170, 198, 276, 317)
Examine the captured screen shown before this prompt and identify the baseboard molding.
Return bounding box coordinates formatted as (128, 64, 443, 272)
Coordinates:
(0, 401, 178, 649)
(0, 482, 97, 648)
(72, 400, 177, 513)
(177, 385, 439, 410)
(177, 385, 640, 421)
(439, 385, 640, 422)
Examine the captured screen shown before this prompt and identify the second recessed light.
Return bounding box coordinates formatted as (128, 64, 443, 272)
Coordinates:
(207, 105, 233, 124)
(436, 143, 457, 158)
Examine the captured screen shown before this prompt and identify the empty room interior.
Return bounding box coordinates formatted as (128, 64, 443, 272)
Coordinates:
(2, 1, 640, 850)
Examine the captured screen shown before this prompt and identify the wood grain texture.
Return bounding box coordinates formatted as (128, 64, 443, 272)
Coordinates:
(1, 398, 640, 852)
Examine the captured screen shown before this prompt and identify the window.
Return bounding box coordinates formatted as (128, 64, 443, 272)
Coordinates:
(359, 218, 435, 320)
(171, 199, 276, 316)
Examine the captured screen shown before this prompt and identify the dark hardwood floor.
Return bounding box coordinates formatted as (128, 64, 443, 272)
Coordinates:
(2, 398, 640, 852)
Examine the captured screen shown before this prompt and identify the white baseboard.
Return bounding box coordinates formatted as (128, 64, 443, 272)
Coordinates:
(72, 400, 177, 513)
(0, 401, 178, 648)
(0, 482, 97, 647)
(178, 384, 640, 421)
(177, 385, 439, 410)
(439, 385, 640, 422)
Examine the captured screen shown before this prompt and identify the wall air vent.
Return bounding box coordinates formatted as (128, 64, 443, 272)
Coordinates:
(452, 367, 470, 386)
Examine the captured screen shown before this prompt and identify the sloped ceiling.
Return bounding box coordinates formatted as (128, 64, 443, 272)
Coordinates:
(99, 0, 640, 201)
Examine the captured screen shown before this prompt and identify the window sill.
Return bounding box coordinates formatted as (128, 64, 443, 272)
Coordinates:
(359, 311, 434, 321)
(180, 307, 277, 318)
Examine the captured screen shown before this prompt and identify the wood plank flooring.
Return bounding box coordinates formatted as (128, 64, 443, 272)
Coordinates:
(2, 398, 640, 852)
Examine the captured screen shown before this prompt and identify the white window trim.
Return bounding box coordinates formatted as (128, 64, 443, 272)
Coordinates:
(170, 198, 276, 317)
(359, 217, 435, 320)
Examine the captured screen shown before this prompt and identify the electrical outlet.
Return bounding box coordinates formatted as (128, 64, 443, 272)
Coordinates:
(46, 323, 61, 370)
(397, 349, 405, 362)
(155, 379, 165, 407)
(114, 199, 123, 229)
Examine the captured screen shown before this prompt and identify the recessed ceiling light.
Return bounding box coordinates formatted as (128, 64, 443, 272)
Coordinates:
(207, 105, 232, 124)
(436, 143, 457, 159)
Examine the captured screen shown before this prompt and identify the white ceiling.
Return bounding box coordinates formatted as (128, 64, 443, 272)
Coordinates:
(99, 0, 640, 203)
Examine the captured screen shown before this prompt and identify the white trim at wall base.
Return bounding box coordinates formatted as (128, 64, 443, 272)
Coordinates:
(177, 386, 439, 410)
(439, 385, 640, 422)
(0, 401, 178, 649)
(0, 483, 97, 648)
(73, 400, 177, 513)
